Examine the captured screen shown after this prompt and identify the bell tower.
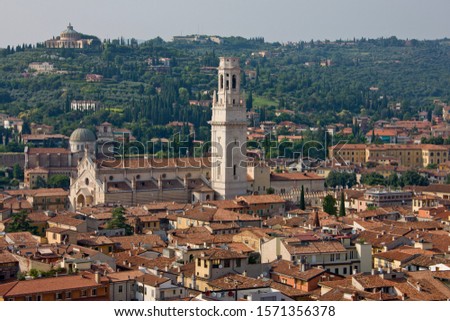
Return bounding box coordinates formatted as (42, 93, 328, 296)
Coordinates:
(210, 57, 247, 200)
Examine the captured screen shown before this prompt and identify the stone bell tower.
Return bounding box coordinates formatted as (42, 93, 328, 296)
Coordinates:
(210, 57, 247, 200)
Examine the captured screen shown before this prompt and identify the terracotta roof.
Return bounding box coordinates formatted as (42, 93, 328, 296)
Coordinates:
(109, 235, 166, 250)
(1, 272, 108, 297)
(5, 232, 39, 246)
(6, 188, 68, 197)
(402, 255, 450, 268)
(270, 172, 324, 181)
(284, 240, 347, 255)
(27, 212, 52, 222)
(207, 273, 271, 290)
(135, 274, 170, 287)
(46, 226, 70, 234)
(226, 242, 254, 253)
(77, 235, 114, 247)
(268, 281, 310, 298)
(373, 250, 419, 263)
(271, 260, 325, 281)
(194, 248, 247, 260)
(28, 148, 71, 154)
(330, 144, 367, 150)
(236, 194, 286, 204)
(49, 215, 85, 227)
(98, 157, 211, 169)
(107, 270, 145, 282)
(0, 251, 19, 264)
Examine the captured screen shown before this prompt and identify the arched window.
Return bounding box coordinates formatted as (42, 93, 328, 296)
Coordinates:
(220, 74, 224, 89)
(232, 75, 237, 89)
(226, 74, 230, 89)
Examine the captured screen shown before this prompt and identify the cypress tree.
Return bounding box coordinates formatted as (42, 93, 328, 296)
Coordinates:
(339, 191, 346, 217)
(299, 185, 306, 210)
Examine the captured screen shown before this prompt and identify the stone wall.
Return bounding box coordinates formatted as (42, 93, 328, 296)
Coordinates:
(0, 153, 25, 168)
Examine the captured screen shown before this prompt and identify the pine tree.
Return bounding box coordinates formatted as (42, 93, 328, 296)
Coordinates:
(299, 185, 306, 210)
(339, 192, 346, 217)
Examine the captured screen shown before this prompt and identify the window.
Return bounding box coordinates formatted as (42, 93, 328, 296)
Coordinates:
(36, 295, 42, 301)
(91, 289, 97, 296)
(81, 290, 87, 297)
(25, 296, 32, 301)
(343, 268, 347, 275)
(336, 254, 340, 261)
(118, 285, 123, 293)
(334, 268, 339, 274)
(233, 165, 237, 177)
(236, 258, 241, 267)
(224, 260, 230, 268)
(232, 75, 237, 89)
(212, 259, 221, 268)
(330, 254, 335, 262)
(65, 292, 71, 299)
(56, 293, 63, 300)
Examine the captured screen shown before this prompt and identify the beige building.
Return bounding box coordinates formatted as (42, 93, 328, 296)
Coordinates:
(184, 248, 251, 292)
(45, 23, 96, 49)
(261, 237, 372, 276)
(329, 144, 367, 164)
(270, 172, 325, 194)
(329, 143, 449, 168)
(28, 62, 54, 73)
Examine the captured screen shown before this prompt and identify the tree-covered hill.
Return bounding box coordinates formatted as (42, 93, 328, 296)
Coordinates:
(0, 36, 449, 142)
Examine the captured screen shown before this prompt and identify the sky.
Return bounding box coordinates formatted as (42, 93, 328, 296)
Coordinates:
(0, 0, 449, 48)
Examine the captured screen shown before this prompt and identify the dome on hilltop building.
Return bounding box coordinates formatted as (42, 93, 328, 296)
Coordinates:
(70, 128, 96, 143)
(60, 23, 81, 40)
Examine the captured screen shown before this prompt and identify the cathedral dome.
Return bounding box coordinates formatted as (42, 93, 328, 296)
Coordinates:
(70, 128, 96, 143)
(60, 23, 81, 40)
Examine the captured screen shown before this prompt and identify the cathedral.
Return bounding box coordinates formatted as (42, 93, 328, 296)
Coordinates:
(69, 58, 250, 209)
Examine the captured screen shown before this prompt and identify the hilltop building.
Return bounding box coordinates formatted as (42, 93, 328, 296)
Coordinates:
(45, 23, 96, 49)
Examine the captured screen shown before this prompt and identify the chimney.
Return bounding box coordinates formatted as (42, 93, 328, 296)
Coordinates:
(94, 271, 100, 284)
(371, 269, 376, 275)
(242, 270, 247, 277)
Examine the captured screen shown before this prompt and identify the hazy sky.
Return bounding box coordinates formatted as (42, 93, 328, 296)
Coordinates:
(1, 0, 449, 47)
